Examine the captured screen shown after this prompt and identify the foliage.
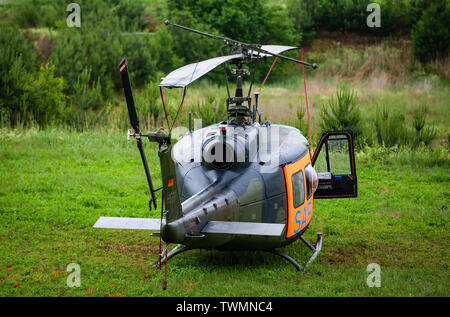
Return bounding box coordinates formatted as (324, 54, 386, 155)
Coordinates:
(373, 106, 410, 147)
(189, 88, 228, 127)
(27, 64, 66, 126)
(135, 82, 163, 129)
(110, 0, 149, 31)
(373, 105, 437, 149)
(287, 0, 414, 37)
(296, 104, 308, 133)
(0, 23, 65, 127)
(50, 2, 124, 98)
(3, 0, 450, 131)
(287, 0, 315, 45)
(13, 0, 60, 29)
(71, 68, 103, 111)
(411, 106, 437, 147)
(168, 0, 298, 45)
(411, 0, 450, 63)
(319, 87, 362, 146)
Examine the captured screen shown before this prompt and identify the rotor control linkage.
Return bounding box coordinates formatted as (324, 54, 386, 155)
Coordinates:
(127, 128, 171, 144)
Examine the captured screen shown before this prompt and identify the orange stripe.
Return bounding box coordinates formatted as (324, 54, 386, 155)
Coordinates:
(283, 153, 314, 238)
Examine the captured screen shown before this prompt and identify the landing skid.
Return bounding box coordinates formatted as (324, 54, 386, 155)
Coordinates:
(152, 233, 322, 271)
(267, 232, 323, 271)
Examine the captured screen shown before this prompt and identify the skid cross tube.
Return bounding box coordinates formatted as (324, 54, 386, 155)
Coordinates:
(151, 233, 323, 272)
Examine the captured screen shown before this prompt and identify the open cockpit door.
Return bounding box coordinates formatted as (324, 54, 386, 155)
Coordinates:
(311, 130, 357, 199)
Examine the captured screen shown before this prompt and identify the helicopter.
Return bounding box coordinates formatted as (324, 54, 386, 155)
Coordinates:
(93, 20, 358, 275)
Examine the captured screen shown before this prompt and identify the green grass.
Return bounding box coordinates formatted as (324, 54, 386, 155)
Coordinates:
(0, 128, 448, 296)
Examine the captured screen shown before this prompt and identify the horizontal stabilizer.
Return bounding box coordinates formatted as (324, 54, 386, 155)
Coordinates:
(93, 217, 161, 230)
(201, 221, 285, 236)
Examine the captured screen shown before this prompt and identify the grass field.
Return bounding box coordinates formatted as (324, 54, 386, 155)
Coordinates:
(0, 127, 448, 297)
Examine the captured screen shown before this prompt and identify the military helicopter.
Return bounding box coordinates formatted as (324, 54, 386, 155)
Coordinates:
(94, 21, 358, 275)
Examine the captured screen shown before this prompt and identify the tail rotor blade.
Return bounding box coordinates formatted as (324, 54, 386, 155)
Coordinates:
(119, 58, 140, 133)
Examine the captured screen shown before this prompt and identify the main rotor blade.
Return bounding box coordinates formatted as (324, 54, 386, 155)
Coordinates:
(165, 20, 318, 69)
(165, 20, 244, 47)
(252, 46, 318, 69)
(159, 54, 244, 88)
(119, 58, 140, 133)
(248, 45, 298, 57)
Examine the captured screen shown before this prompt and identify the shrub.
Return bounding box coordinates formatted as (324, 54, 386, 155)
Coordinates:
(288, 0, 414, 39)
(372, 105, 436, 149)
(287, 0, 314, 45)
(134, 82, 163, 129)
(411, 106, 437, 147)
(27, 63, 66, 126)
(0, 23, 65, 127)
(71, 67, 103, 112)
(0, 23, 36, 125)
(319, 87, 362, 146)
(374, 106, 409, 147)
(411, 0, 450, 63)
(50, 3, 124, 99)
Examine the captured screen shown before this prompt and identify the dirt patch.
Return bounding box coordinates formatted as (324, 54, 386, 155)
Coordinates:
(321, 247, 361, 266)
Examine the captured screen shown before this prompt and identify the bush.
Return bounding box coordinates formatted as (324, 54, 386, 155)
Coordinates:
(319, 87, 362, 146)
(27, 63, 66, 126)
(374, 106, 409, 147)
(411, 0, 450, 63)
(288, 0, 414, 39)
(0, 23, 65, 127)
(13, 0, 59, 28)
(411, 106, 437, 147)
(50, 2, 124, 98)
(71, 67, 103, 112)
(287, 0, 314, 45)
(373, 105, 436, 149)
(134, 82, 163, 129)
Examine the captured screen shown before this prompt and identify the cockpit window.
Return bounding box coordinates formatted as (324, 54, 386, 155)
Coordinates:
(291, 170, 305, 208)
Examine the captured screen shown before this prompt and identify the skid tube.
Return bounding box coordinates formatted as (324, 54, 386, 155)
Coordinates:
(267, 232, 323, 272)
(152, 233, 322, 271)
